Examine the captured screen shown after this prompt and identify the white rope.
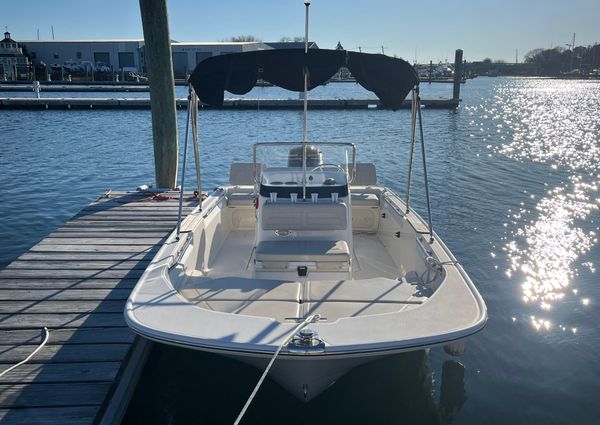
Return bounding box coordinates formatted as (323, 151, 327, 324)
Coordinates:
(233, 314, 321, 425)
(0, 327, 50, 378)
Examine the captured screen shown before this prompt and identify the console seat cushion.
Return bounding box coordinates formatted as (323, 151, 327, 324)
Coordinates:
(351, 192, 379, 207)
(227, 191, 255, 206)
(255, 240, 350, 263)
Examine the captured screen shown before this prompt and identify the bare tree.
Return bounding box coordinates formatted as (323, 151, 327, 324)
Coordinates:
(228, 35, 262, 42)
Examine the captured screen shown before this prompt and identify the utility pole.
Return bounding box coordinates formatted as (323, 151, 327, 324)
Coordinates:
(139, 0, 179, 188)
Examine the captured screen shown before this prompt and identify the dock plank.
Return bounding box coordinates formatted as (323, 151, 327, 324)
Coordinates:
(0, 313, 126, 330)
(0, 406, 100, 425)
(18, 251, 158, 261)
(0, 344, 131, 364)
(0, 191, 197, 424)
(0, 288, 132, 301)
(0, 328, 134, 345)
(0, 268, 144, 279)
(0, 362, 121, 384)
(0, 278, 139, 290)
(0, 382, 112, 408)
(0, 299, 126, 314)
(6, 260, 150, 270)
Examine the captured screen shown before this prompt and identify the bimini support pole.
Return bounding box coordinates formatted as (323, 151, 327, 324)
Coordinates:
(190, 85, 202, 211)
(405, 87, 418, 212)
(416, 86, 434, 243)
(175, 86, 193, 241)
(301, 0, 311, 200)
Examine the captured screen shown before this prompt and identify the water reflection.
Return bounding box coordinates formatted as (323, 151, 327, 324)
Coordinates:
(481, 79, 600, 330)
(124, 344, 467, 425)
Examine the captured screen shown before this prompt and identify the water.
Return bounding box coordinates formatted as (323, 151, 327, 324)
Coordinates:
(1, 78, 599, 424)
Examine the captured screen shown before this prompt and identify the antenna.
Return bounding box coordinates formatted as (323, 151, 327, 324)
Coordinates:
(51, 25, 55, 40)
(302, 0, 310, 144)
(37, 28, 40, 40)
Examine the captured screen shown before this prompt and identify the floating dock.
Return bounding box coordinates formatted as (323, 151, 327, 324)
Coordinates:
(0, 96, 460, 110)
(0, 190, 196, 425)
(0, 84, 150, 93)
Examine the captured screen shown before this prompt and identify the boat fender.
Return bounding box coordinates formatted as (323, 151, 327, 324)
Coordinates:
(443, 339, 466, 356)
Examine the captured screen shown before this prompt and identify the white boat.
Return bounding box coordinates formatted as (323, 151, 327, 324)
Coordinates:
(126, 24, 486, 403)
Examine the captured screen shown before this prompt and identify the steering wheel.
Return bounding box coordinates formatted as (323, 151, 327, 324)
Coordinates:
(310, 164, 345, 173)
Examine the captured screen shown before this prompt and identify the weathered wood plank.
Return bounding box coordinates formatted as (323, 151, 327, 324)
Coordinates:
(0, 300, 125, 314)
(0, 344, 131, 364)
(6, 260, 150, 271)
(74, 210, 182, 218)
(0, 328, 134, 345)
(0, 269, 143, 279)
(18, 251, 157, 262)
(0, 362, 121, 383)
(38, 238, 162, 246)
(82, 206, 194, 212)
(48, 231, 171, 239)
(0, 288, 131, 301)
(0, 383, 112, 408)
(0, 313, 126, 329)
(0, 406, 100, 425)
(0, 278, 138, 290)
(28, 244, 159, 253)
(68, 215, 180, 222)
(60, 220, 176, 228)
(54, 226, 173, 233)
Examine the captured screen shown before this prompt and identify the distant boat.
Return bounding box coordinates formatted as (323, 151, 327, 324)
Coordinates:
(126, 49, 486, 401)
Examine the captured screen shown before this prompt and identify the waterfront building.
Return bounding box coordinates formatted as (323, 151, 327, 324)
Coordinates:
(19, 38, 320, 78)
(0, 31, 30, 80)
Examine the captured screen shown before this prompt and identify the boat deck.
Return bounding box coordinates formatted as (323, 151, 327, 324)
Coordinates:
(178, 231, 431, 323)
(0, 191, 196, 425)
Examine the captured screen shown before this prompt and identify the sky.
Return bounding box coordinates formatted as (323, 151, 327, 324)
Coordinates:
(3, 0, 600, 63)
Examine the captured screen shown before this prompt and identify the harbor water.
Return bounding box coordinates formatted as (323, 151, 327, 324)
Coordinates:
(1, 78, 599, 424)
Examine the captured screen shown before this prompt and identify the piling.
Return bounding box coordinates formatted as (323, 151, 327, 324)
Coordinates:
(453, 49, 463, 100)
(139, 0, 179, 189)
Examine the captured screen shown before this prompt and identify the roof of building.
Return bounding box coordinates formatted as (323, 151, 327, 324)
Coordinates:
(171, 41, 258, 46)
(21, 39, 145, 44)
(2, 31, 17, 43)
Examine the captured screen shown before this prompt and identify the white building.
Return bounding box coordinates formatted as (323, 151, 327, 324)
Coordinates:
(23, 39, 144, 72)
(0, 31, 30, 80)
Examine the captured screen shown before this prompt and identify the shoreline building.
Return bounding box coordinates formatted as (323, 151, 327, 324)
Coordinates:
(21, 39, 319, 78)
(0, 31, 30, 80)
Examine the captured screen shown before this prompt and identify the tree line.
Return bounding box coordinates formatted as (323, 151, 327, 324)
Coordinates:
(524, 44, 600, 74)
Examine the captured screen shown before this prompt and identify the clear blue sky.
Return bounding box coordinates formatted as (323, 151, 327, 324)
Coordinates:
(3, 0, 600, 62)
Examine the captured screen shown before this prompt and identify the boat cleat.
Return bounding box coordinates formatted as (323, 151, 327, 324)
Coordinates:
(287, 327, 325, 354)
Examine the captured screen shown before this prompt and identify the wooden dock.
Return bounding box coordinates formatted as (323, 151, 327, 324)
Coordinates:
(0, 190, 197, 425)
(0, 96, 460, 110)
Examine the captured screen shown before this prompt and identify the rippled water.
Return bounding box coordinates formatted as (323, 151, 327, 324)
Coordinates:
(1, 78, 599, 424)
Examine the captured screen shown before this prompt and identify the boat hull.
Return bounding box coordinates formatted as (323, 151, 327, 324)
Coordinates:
(230, 352, 378, 401)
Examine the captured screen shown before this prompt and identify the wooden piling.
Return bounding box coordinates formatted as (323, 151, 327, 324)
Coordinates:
(453, 49, 463, 100)
(139, 0, 179, 189)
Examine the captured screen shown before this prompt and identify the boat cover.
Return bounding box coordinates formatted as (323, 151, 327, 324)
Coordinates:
(188, 49, 419, 110)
